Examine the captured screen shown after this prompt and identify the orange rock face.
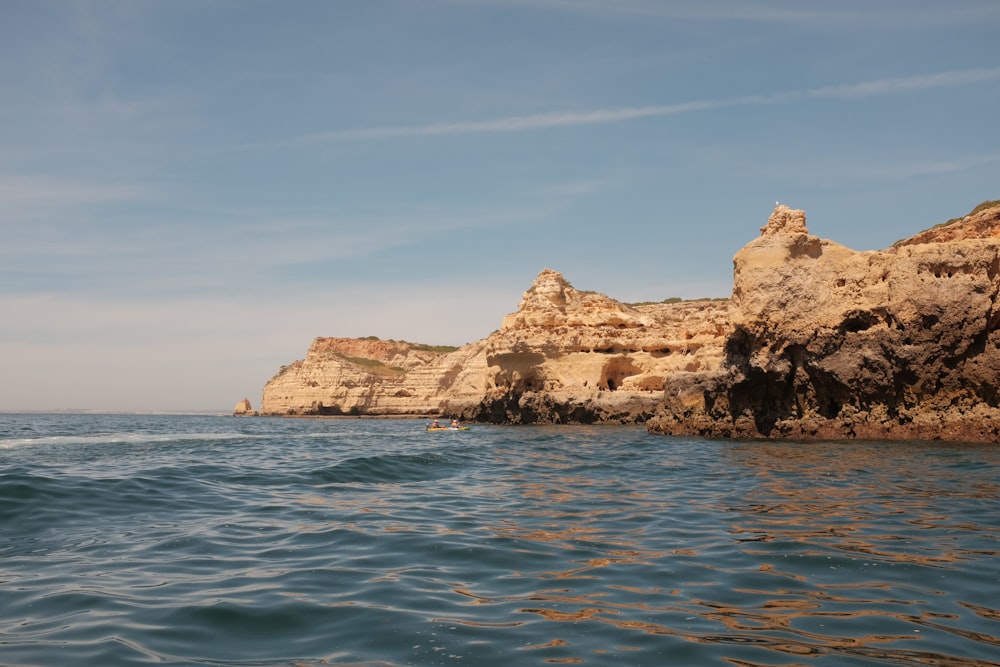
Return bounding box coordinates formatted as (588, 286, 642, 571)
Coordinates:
(893, 201, 1000, 246)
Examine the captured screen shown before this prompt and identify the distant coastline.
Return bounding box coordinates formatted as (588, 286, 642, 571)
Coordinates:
(248, 201, 1000, 442)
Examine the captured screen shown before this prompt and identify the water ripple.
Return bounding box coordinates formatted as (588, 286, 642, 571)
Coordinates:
(1, 416, 999, 666)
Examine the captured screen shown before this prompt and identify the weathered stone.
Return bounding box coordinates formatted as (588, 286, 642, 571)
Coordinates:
(233, 397, 256, 416)
(259, 270, 730, 423)
(462, 271, 729, 424)
(648, 201, 1000, 442)
(256, 200, 1000, 440)
(260, 337, 488, 416)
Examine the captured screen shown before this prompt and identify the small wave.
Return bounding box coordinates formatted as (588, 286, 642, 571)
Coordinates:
(0, 469, 199, 527)
(4, 417, 999, 667)
(314, 451, 463, 485)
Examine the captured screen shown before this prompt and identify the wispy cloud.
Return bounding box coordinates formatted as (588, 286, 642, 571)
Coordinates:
(285, 67, 1000, 145)
(286, 101, 718, 144)
(444, 0, 1000, 27)
(800, 67, 1000, 99)
(856, 151, 1000, 182)
(0, 176, 148, 207)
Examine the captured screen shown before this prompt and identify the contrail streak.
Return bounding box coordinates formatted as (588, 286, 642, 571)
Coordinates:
(289, 66, 1000, 144)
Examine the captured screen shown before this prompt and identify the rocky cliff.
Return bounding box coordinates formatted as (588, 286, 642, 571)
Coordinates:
(463, 270, 729, 423)
(259, 270, 730, 422)
(260, 337, 489, 416)
(258, 199, 1000, 440)
(647, 201, 1000, 442)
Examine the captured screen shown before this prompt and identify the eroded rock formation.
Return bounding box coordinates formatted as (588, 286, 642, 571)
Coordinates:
(647, 202, 1000, 442)
(257, 200, 1000, 440)
(233, 398, 256, 416)
(259, 270, 730, 422)
(260, 337, 489, 416)
(464, 269, 729, 423)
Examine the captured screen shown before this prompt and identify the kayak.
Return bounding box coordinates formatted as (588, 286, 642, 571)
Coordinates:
(426, 426, 471, 431)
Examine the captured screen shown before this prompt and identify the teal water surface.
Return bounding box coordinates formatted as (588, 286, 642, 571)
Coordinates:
(1, 414, 999, 666)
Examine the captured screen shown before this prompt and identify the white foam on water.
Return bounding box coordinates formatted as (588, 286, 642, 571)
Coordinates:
(0, 431, 264, 450)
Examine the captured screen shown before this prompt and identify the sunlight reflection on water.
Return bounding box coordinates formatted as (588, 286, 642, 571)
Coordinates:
(1, 416, 998, 666)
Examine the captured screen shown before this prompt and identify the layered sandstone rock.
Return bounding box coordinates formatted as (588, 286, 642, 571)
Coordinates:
(258, 200, 1000, 439)
(648, 202, 1000, 442)
(259, 271, 731, 422)
(461, 270, 730, 423)
(260, 337, 489, 416)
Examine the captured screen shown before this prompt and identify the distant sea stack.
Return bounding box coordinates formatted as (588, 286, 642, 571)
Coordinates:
(647, 200, 1000, 442)
(233, 398, 257, 416)
(254, 199, 1000, 442)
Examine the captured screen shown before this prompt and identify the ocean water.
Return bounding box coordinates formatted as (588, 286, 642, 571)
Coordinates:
(1, 414, 999, 667)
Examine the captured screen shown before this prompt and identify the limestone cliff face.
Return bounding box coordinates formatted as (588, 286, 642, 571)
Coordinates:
(258, 200, 1000, 439)
(259, 271, 731, 422)
(260, 337, 488, 416)
(648, 202, 1000, 442)
(462, 269, 729, 423)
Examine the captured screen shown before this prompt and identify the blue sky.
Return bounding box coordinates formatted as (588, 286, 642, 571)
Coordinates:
(2, 0, 999, 412)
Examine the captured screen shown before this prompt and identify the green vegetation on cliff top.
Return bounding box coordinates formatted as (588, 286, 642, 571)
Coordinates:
(939, 199, 1000, 228)
(626, 296, 728, 307)
(359, 336, 459, 354)
(892, 199, 1000, 246)
(334, 353, 406, 375)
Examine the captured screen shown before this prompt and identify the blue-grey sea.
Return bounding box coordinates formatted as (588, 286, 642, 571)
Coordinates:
(2, 413, 999, 667)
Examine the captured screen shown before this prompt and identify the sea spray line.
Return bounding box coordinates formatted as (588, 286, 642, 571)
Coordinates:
(0, 431, 270, 449)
